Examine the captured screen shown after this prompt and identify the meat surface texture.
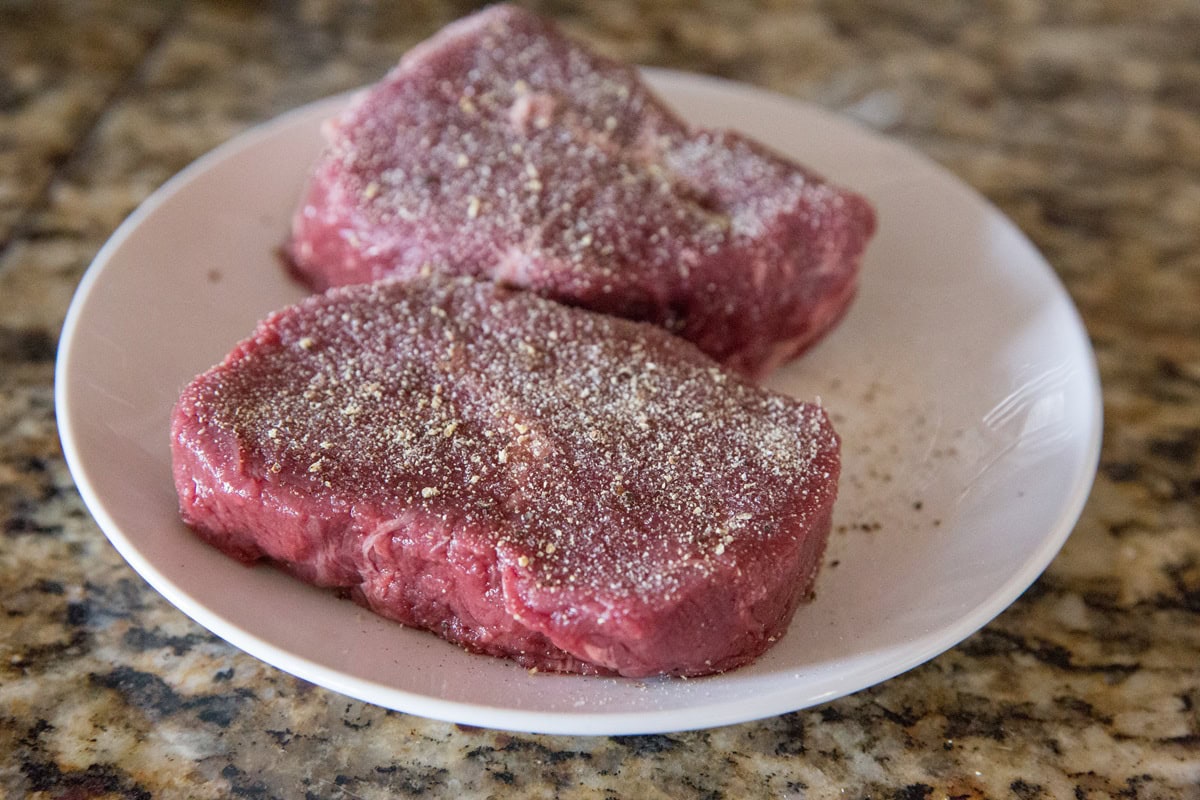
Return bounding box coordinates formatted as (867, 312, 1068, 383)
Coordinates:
(171, 277, 841, 677)
(287, 4, 875, 379)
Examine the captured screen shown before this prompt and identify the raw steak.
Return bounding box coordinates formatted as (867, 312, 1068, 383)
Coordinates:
(171, 277, 841, 677)
(286, 4, 875, 379)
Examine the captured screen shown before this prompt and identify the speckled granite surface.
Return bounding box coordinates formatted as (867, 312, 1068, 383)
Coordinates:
(2, 1, 1198, 797)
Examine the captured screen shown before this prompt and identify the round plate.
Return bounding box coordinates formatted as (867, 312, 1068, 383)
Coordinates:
(55, 69, 1102, 735)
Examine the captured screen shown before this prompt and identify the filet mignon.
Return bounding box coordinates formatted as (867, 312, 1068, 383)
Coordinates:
(171, 277, 840, 677)
(287, 4, 875, 379)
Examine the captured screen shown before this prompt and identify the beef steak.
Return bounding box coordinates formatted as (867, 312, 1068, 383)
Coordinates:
(287, 4, 875, 379)
(171, 277, 840, 677)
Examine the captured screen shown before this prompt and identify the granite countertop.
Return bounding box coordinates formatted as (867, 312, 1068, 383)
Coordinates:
(2, 1, 1198, 797)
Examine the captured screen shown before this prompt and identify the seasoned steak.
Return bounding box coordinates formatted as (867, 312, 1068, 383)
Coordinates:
(171, 277, 840, 677)
(287, 4, 875, 379)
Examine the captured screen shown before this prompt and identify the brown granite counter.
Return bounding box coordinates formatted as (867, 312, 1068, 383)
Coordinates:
(2, 1, 1198, 797)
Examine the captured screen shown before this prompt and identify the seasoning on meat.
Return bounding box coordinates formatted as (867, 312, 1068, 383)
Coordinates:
(171, 277, 841, 677)
(286, 4, 875, 379)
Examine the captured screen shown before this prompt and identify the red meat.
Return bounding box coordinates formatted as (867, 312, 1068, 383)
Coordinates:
(287, 4, 875, 379)
(171, 277, 840, 677)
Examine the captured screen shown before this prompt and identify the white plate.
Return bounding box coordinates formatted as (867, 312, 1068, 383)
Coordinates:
(56, 70, 1102, 735)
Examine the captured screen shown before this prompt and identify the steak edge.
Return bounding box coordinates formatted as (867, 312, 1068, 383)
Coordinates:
(171, 277, 841, 677)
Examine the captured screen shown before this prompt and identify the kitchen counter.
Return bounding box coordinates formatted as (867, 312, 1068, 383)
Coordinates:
(2, 1, 1198, 797)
